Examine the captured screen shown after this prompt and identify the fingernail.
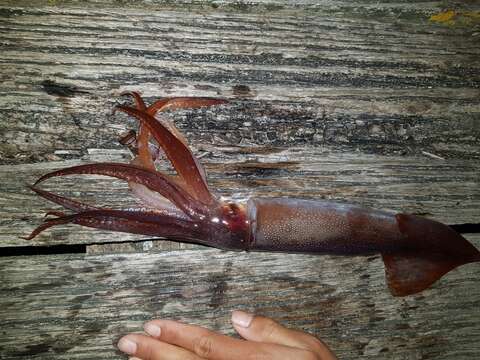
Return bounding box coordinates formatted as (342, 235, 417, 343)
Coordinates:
(232, 310, 254, 328)
(118, 337, 137, 355)
(144, 322, 161, 337)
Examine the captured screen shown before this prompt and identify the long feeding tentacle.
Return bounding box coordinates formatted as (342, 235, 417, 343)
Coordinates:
(29, 185, 98, 212)
(23, 209, 205, 242)
(31, 184, 186, 219)
(33, 163, 210, 219)
(56, 208, 195, 227)
(23, 216, 75, 240)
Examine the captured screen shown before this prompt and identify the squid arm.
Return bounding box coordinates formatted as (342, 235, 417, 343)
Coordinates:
(33, 162, 210, 219)
(23, 208, 204, 243)
(114, 105, 217, 206)
(120, 91, 226, 182)
(118, 92, 226, 212)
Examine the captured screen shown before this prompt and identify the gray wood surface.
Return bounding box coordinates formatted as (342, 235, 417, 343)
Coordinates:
(1, 1, 479, 359)
(1, 1, 479, 164)
(2, 150, 479, 247)
(1, 241, 480, 360)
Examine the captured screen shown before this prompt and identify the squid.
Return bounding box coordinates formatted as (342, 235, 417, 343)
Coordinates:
(26, 93, 480, 296)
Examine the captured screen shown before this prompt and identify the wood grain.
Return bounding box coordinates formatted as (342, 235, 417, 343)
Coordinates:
(1, 149, 478, 247)
(1, 1, 479, 165)
(1, 1, 479, 359)
(1, 236, 479, 360)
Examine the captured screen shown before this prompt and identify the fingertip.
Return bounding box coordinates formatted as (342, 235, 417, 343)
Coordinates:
(234, 313, 290, 344)
(231, 310, 254, 328)
(144, 322, 162, 337)
(117, 336, 137, 355)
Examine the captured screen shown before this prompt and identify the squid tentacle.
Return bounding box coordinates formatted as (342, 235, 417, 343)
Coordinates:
(119, 92, 226, 204)
(44, 211, 67, 218)
(146, 97, 227, 184)
(128, 156, 187, 213)
(29, 185, 98, 212)
(148, 97, 228, 115)
(123, 92, 227, 150)
(120, 91, 147, 110)
(62, 208, 195, 227)
(115, 104, 217, 206)
(31, 184, 187, 220)
(22, 216, 74, 240)
(121, 91, 157, 171)
(23, 209, 205, 242)
(120, 93, 218, 171)
(119, 92, 181, 209)
(33, 163, 210, 219)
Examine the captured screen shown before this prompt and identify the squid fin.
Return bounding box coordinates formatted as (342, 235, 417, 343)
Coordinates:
(382, 252, 476, 296)
(382, 213, 480, 296)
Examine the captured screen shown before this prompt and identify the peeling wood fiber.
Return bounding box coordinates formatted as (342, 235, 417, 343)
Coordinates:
(0, 1, 479, 360)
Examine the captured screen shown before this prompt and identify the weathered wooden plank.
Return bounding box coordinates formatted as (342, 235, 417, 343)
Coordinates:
(0, 1, 479, 165)
(0, 3, 479, 360)
(1, 235, 479, 360)
(1, 149, 478, 247)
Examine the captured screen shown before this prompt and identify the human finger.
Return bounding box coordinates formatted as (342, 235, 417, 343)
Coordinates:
(117, 333, 203, 360)
(231, 311, 337, 360)
(143, 319, 311, 360)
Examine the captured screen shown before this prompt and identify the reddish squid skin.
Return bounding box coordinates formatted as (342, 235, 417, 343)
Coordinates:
(245, 198, 477, 256)
(215, 198, 480, 296)
(245, 198, 404, 254)
(27, 93, 480, 297)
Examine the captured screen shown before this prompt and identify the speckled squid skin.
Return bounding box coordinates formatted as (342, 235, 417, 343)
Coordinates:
(247, 198, 415, 254)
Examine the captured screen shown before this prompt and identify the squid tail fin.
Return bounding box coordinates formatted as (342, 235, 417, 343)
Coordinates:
(382, 214, 480, 296)
(382, 251, 479, 296)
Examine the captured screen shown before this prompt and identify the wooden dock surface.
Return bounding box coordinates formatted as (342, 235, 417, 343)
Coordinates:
(1, 1, 479, 359)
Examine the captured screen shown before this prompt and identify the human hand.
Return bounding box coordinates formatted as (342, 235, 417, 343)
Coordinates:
(117, 310, 337, 360)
